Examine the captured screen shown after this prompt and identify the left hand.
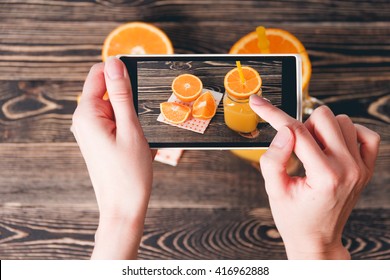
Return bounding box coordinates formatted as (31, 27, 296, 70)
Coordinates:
(72, 57, 154, 259)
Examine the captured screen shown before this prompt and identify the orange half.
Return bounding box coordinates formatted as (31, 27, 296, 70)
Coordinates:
(172, 74, 203, 102)
(160, 102, 191, 124)
(224, 66, 262, 99)
(102, 22, 174, 61)
(192, 91, 217, 119)
(229, 28, 311, 91)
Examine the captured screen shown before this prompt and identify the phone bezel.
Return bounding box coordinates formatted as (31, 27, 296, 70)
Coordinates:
(119, 54, 302, 149)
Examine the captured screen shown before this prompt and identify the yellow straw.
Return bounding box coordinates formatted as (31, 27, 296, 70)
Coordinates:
(236, 61, 246, 84)
(256, 26, 270, 54)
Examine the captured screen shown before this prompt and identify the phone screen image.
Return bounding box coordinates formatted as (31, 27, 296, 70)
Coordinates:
(121, 55, 299, 149)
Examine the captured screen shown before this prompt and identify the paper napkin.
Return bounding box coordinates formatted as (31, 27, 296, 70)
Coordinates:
(157, 89, 223, 134)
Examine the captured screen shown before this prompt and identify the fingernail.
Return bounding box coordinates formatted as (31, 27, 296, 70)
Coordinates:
(105, 56, 124, 80)
(271, 126, 292, 149)
(250, 94, 269, 106)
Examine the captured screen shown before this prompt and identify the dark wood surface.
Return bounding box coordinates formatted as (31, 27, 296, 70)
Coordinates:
(0, 0, 389, 260)
(1, 205, 389, 260)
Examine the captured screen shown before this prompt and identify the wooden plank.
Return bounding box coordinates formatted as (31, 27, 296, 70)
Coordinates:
(0, 144, 269, 208)
(0, 80, 78, 143)
(0, 205, 388, 260)
(1, 1, 390, 23)
(0, 143, 388, 209)
(0, 21, 390, 81)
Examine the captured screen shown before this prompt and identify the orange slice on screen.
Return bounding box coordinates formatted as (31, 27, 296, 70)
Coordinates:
(160, 102, 191, 124)
(229, 28, 312, 91)
(172, 74, 203, 102)
(192, 91, 217, 119)
(102, 22, 174, 61)
(224, 66, 262, 99)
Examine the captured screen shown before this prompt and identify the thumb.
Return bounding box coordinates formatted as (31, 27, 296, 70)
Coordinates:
(104, 56, 140, 137)
(260, 126, 294, 197)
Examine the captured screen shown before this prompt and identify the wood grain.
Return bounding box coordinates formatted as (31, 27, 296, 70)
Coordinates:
(1, 205, 389, 260)
(1, 22, 390, 81)
(0, 143, 270, 208)
(1, 1, 390, 22)
(0, 143, 388, 209)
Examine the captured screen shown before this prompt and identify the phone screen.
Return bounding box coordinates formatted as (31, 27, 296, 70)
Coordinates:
(120, 55, 300, 149)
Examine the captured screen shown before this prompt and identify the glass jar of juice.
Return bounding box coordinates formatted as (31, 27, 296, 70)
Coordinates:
(223, 89, 262, 134)
(223, 64, 263, 135)
(228, 27, 320, 167)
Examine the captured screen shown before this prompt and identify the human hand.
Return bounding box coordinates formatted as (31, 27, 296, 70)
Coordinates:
(72, 57, 154, 259)
(249, 95, 380, 259)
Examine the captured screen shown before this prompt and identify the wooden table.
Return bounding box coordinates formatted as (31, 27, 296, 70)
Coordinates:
(0, 0, 389, 259)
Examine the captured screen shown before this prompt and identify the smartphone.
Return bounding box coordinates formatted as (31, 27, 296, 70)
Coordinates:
(119, 54, 302, 149)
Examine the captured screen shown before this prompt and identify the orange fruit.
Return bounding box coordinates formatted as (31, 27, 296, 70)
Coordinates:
(160, 102, 191, 124)
(102, 22, 174, 61)
(224, 66, 262, 99)
(172, 74, 203, 102)
(229, 28, 312, 91)
(192, 91, 217, 119)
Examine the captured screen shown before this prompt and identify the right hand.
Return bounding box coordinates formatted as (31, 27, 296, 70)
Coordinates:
(249, 95, 380, 259)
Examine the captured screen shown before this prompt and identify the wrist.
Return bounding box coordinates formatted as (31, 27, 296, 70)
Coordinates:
(92, 211, 147, 259)
(284, 240, 350, 260)
(96, 181, 151, 225)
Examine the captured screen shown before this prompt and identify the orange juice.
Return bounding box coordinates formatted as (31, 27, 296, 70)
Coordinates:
(223, 93, 261, 133)
(223, 65, 262, 134)
(231, 149, 267, 163)
(229, 27, 313, 164)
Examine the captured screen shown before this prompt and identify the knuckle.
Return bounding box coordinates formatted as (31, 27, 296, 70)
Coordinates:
(336, 114, 352, 124)
(345, 161, 361, 186)
(290, 121, 308, 137)
(321, 167, 341, 191)
(322, 159, 363, 191)
(312, 105, 334, 119)
(108, 90, 131, 102)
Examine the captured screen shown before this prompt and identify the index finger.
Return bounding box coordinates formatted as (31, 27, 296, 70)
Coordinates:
(249, 95, 329, 172)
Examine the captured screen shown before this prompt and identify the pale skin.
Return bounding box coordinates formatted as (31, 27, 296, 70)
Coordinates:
(72, 57, 154, 259)
(249, 95, 380, 259)
(72, 57, 380, 260)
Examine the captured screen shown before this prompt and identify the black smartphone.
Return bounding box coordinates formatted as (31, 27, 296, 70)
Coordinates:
(119, 54, 302, 149)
